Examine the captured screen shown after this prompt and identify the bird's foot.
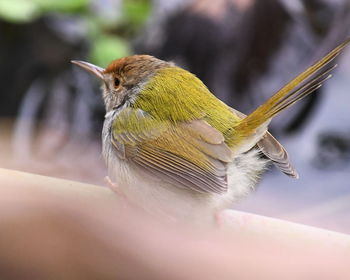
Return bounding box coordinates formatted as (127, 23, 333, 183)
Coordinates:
(104, 176, 126, 198)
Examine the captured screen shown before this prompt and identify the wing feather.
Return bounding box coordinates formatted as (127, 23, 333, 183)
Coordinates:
(257, 132, 298, 178)
(133, 147, 227, 193)
(111, 108, 232, 194)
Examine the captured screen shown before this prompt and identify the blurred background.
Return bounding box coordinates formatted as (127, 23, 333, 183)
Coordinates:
(0, 0, 350, 232)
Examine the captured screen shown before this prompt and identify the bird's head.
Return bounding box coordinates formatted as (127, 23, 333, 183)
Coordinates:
(72, 55, 171, 112)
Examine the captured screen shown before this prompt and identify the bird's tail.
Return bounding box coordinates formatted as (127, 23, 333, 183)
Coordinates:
(233, 39, 350, 146)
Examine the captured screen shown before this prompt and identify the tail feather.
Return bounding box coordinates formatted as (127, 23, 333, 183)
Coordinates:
(271, 64, 335, 117)
(234, 39, 350, 137)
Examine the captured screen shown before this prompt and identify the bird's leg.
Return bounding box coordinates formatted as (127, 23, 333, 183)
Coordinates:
(104, 176, 126, 199)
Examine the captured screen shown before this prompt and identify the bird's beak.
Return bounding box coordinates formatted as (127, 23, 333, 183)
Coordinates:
(71, 60, 104, 80)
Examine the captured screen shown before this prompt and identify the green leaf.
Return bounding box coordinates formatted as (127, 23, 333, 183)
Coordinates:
(0, 0, 40, 23)
(34, 0, 89, 13)
(123, 0, 151, 27)
(90, 35, 130, 67)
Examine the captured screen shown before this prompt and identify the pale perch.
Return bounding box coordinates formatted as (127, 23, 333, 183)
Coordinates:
(1, 168, 349, 243)
(0, 167, 349, 279)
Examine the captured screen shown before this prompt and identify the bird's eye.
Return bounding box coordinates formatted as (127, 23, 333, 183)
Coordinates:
(114, 78, 121, 88)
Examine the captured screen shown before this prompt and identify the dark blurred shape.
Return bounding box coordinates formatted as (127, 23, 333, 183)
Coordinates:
(229, 0, 291, 94)
(136, 0, 350, 134)
(147, 6, 229, 92)
(314, 132, 350, 169)
(0, 16, 106, 183)
(304, 0, 337, 36)
(0, 17, 85, 116)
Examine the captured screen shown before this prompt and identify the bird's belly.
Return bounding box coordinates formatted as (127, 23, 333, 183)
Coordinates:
(103, 134, 268, 223)
(105, 152, 219, 223)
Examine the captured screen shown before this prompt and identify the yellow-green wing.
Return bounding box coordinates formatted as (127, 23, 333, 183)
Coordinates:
(111, 108, 233, 194)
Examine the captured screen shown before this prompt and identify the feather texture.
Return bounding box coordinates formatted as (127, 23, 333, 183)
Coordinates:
(257, 133, 298, 178)
(229, 108, 298, 178)
(112, 108, 232, 193)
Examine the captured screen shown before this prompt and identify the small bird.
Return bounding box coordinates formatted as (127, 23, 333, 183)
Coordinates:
(72, 39, 349, 222)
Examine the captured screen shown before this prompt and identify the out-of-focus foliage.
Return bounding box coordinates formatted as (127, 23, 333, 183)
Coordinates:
(0, 0, 89, 23)
(0, 0, 151, 66)
(32, 0, 89, 13)
(0, 0, 40, 23)
(123, 0, 151, 31)
(90, 34, 129, 67)
(87, 0, 151, 66)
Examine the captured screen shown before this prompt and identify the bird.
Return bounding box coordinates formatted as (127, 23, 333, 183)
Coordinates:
(72, 39, 349, 223)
